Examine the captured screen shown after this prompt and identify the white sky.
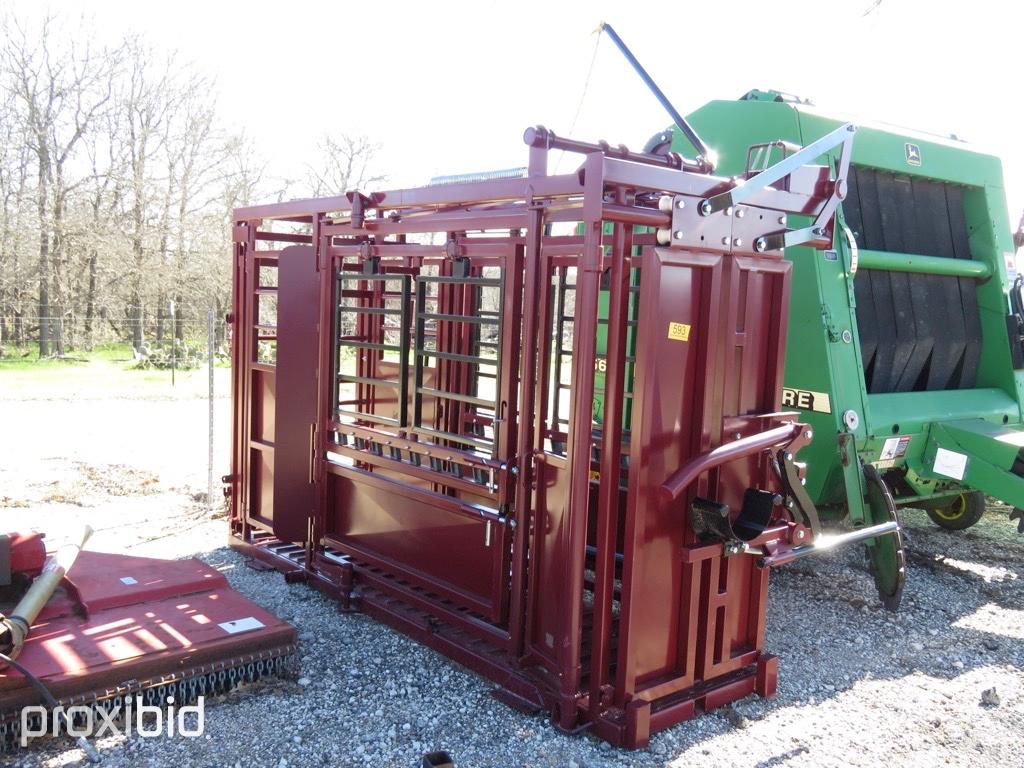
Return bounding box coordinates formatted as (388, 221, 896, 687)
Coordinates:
(11, 0, 1024, 227)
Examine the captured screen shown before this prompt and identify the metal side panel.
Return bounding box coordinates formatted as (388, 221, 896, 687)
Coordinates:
(272, 246, 320, 544)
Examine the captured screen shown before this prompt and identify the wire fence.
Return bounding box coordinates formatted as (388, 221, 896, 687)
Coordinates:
(0, 313, 231, 361)
(0, 310, 226, 509)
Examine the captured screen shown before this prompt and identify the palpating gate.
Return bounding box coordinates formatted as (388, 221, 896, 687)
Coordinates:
(226, 124, 867, 747)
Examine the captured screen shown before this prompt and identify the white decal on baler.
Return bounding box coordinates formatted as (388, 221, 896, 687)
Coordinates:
(933, 448, 968, 481)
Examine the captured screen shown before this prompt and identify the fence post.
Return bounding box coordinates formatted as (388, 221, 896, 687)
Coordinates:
(208, 308, 215, 511)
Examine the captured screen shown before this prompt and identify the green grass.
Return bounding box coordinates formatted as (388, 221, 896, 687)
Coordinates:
(0, 342, 229, 399)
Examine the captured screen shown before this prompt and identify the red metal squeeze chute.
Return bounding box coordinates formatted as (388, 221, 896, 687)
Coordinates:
(225, 108, 887, 748)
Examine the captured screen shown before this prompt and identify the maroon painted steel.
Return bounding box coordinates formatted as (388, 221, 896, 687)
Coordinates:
(0, 548, 296, 715)
(228, 128, 845, 748)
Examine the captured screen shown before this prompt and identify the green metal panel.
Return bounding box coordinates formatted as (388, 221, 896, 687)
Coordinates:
(661, 91, 1024, 525)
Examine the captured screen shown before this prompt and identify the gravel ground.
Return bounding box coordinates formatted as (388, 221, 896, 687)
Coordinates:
(1, 384, 1023, 768)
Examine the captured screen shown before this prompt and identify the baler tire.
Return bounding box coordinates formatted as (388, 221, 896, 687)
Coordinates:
(926, 491, 985, 531)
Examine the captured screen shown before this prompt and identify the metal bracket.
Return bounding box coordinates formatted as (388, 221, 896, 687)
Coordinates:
(776, 449, 822, 536)
(693, 123, 856, 254)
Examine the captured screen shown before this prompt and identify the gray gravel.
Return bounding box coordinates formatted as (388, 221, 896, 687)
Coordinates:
(2, 394, 1023, 767)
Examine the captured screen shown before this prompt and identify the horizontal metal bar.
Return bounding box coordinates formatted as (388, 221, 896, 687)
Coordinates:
(329, 420, 503, 469)
(254, 287, 278, 295)
(235, 173, 583, 220)
(416, 275, 501, 287)
(327, 442, 497, 498)
(418, 312, 499, 325)
(417, 386, 495, 409)
(417, 349, 498, 366)
(411, 426, 494, 451)
(338, 305, 403, 315)
(338, 339, 402, 352)
(336, 409, 400, 426)
(338, 272, 408, 282)
(338, 374, 402, 388)
(857, 249, 991, 279)
(758, 521, 900, 568)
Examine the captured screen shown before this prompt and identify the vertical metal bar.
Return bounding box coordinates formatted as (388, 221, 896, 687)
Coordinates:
(558, 184, 604, 725)
(492, 243, 524, 622)
(239, 220, 259, 535)
(492, 268, 505, 456)
(551, 266, 568, 438)
(413, 278, 427, 431)
(311, 214, 331, 566)
(207, 308, 215, 512)
(589, 191, 632, 718)
(398, 275, 412, 428)
(511, 210, 545, 655)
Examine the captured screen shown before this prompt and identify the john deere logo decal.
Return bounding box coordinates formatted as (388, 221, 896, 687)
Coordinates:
(904, 143, 922, 166)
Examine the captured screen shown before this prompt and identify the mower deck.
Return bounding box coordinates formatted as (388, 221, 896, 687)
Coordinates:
(1, 548, 296, 751)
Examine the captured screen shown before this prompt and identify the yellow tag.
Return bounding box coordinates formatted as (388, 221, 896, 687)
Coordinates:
(667, 322, 691, 341)
(589, 470, 601, 482)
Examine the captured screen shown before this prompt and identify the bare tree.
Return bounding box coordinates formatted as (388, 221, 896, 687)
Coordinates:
(0, 8, 386, 357)
(306, 134, 386, 197)
(1, 13, 119, 355)
(0, 79, 34, 347)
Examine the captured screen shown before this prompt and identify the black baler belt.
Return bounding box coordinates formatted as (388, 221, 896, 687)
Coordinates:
(910, 178, 968, 390)
(877, 175, 922, 392)
(845, 166, 979, 394)
(855, 168, 899, 393)
(946, 184, 982, 388)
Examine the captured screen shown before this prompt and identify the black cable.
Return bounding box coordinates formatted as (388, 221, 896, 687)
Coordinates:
(0, 650, 101, 763)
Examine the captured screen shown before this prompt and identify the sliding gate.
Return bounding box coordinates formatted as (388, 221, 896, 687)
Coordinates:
(318, 245, 523, 624)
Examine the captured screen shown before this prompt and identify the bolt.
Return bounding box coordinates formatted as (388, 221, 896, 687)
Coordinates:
(677, 199, 686, 209)
(796, 529, 805, 540)
(722, 236, 731, 246)
(785, 452, 793, 461)
(786, 499, 795, 509)
(674, 230, 684, 240)
(735, 208, 745, 218)
(841, 329, 853, 344)
(778, 215, 787, 226)
(725, 206, 733, 217)
(733, 238, 743, 247)
(804, 430, 813, 439)
(700, 200, 713, 216)
(755, 237, 767, 253)
(735, 432, 742, 440)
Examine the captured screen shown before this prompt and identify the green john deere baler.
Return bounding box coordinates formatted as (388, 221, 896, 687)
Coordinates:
(633, 89, 1023, 606)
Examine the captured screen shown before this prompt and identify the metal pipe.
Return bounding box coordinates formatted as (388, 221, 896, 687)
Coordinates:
(600, 203, 671, 227)
(758, 520, 899, 568)
(523, 125, 694, 171)
(0, 525, 93, 660)
(660, 424, 801, 505)
(857, 249, 991, 279)
(597, 22, 714, 171)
